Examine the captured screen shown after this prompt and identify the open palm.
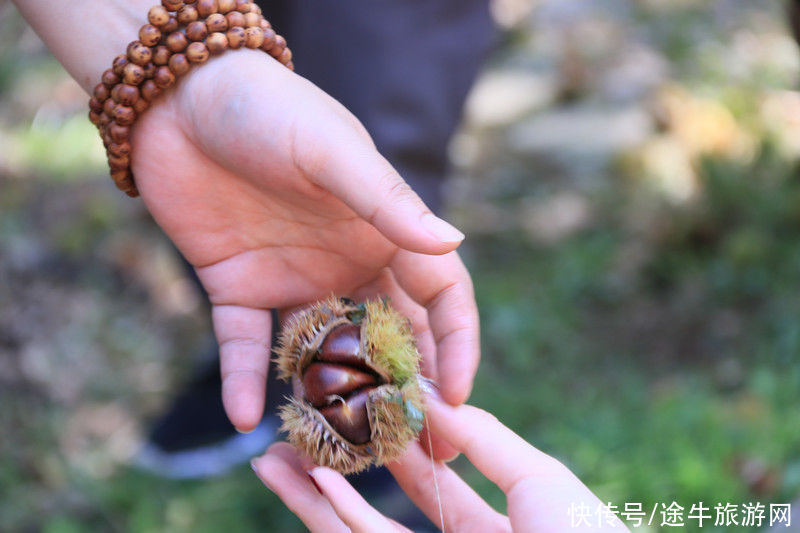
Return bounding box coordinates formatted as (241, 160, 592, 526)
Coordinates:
(129, 50, 479, 450)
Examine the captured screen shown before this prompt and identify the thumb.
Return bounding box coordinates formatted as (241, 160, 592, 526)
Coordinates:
(306, 137, 465, 254)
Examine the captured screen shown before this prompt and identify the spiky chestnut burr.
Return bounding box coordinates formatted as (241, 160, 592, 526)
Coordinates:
(274, 296, 426, 474)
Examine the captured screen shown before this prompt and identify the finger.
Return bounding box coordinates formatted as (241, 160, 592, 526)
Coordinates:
(308, 467, 408, 533)
(418, 422, 459, 465)
(252, 443, 349, 533)
(387, 443, 511, 532)
(391, 250, 480, 405)
(308, 144, 466, 255)
(212, 305, 272, 432)
(426, 396, 623, 532)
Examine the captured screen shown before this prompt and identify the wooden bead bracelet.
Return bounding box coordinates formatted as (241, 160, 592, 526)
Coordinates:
(88, 0, 294, 197)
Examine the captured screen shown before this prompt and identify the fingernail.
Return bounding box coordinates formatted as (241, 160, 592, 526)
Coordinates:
(306, 470, 323, 495)
(443, 452, 461, 464)
(419, 376, 442, 400)
(421, 214, 465, 243)
(250, 458, 273, 492)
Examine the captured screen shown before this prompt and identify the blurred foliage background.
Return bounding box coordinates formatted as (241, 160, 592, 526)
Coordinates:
(2, 0, 800, 531)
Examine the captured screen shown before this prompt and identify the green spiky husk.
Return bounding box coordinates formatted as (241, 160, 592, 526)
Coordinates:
(273, 296, 426, 474)
(363, 299, 421, 385)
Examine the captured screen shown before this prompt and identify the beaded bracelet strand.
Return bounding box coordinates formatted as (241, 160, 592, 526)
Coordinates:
(88, 0, 294, 197)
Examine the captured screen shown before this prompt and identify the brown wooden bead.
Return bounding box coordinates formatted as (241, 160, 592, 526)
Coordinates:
(206, 32, 228, 54)
(268, 35, 286, 57)
(319, 389, 373, 445)
(302, 363, 377, 408)
(260, 28, 276, 51)
(259, 18, 271, 30)
(152, 45, 171, 66)
(186, 41, 209, 63)
(176, 4, 199, 24)
(278, 47, 292, 65)
(162, 0, 183, 12)
(140, 79, 162, 101)
(139, 24, 162, 46)
(123, 63, 146, 85)
(217, 0, 236, 15)
(101, 130, 113, 147)
(285, 61, 294, 71)
(120, 184, 139, 198)
(127, 42, 153, 66)
(235, 0, 250, 13)
(108, 153, 131, 169)
(153, 66, 176, 88)
(99, 113, 111, 126)
(225, 11, 245, 27)
(89, 97, 103, 113)
(108, 141, 132, 157)
(113, 105, 136, 125)
(143, 62, 157, 79)
(101, 69, 120, 87)
(93, 82, 110, 102)
(148, 5, 170, 27)
(244, 26, 264, 48)
(109, 122, 130, 143)
(206, 13, 228, 32)
(110, 168, 133, 187)
(163, 16, 179, 33)
(89, 109, 102, 126)
(112, 55, 129, 76)
(226, 26, 246, 49)
(243, 12, 260, 27)
(186, 21, 208, 41)
(217, 0, 236, 13)
(103, 97, 117, 116)
(166, 31, 189, 52)
(168, 53, 191, 75)
(196, 0, 218, 17)
(134, 98, 150, 114)
(251, 4, 261, 15)
(112, 84, 140, 106)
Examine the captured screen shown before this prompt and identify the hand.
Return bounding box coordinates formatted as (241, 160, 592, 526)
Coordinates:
(133, 52, 479, 452)
(14, 0, 479, 459)
(251, 392, 630, 532)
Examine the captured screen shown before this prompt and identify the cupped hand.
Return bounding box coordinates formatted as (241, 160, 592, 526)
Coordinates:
(129, 50, 479, 452)
(251, 392, 631, 533)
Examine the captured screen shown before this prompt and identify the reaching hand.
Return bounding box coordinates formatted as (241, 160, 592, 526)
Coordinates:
(251, 392, 630, 532)
(130, 50, 479, 454)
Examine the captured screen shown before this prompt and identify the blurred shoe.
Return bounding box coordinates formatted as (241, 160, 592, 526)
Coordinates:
(134, 357, 287, 480)
(135, 418, 278, 480)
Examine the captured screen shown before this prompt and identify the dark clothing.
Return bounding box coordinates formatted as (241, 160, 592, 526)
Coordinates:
(257, 0, 495, 211)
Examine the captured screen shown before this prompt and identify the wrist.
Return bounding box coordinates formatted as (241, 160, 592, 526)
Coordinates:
(13, 0, 153, 92)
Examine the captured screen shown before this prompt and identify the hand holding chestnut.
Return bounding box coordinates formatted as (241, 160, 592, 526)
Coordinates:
(252, 391, 631, 532)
